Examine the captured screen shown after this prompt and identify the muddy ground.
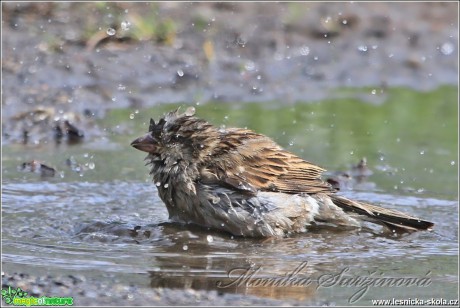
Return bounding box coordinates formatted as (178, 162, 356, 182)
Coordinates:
(2, 271, 319, 306)
(1, 1, 458, 306)
(2, 2, 458, 145)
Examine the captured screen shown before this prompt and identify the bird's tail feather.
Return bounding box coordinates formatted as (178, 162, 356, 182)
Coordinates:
(330, 195, 434, 232)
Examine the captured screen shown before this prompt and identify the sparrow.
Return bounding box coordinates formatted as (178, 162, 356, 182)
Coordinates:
(131, 107, 434, 237)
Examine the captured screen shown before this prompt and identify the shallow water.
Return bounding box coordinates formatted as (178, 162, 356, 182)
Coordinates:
(2, 87, 458, 305)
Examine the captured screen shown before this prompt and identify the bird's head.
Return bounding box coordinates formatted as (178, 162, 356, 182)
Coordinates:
(131, 107, 219, 165)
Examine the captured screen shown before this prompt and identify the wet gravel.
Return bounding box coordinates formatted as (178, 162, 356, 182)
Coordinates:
(2, 271, 317, 306)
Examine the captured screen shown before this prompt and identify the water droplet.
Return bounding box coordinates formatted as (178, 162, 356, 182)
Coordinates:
(121, 21, 131, 31)
(212, 197, 220, 204)
(440, 42, 454, 55)
(206, 235, 213, 243)
(106, 28, 116, 36)
(451, 161, 456, 166)
(244, 61, 255, 71)
(342, 19, 348, 25)
(420, 150, 425, 155)
(129, 113, 135, 119)
(88, 162, 95, 170)
(300, 45, 310, 56)
(184, 106, 195, 116)
(256, 75, 261, 80)
(182, 245, 188, 251)
(371, 89, 376, 95)
(358, 45, 368, 52)
(177, 69, 184, 77)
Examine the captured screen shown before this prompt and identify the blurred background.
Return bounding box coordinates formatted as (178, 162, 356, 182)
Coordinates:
(2, 2, 458, 115)
(2, 2, 458, 306)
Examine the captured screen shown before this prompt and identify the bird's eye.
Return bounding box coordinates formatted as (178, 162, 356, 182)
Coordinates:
(149, 131, 161, 143)
(170, 134, 181, 143)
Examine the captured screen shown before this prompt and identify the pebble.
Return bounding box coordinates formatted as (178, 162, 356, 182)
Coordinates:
(1, 271, 319, 306)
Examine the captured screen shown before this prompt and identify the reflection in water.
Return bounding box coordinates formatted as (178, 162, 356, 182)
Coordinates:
(149, 261, 318, 301)
(1, 91, 458, 304)
(1, 178, 457, 304)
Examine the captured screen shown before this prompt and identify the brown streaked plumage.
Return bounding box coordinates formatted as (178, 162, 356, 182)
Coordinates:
(131, 107, 434, 237)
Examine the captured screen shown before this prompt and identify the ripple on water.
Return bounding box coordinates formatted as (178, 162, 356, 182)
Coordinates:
(1, 181, 458, 303)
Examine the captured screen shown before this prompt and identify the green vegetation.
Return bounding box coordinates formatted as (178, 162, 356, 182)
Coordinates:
(107, 86, 458, 198)
(3, 87, 457, 200)
(56, 2, 178, 46)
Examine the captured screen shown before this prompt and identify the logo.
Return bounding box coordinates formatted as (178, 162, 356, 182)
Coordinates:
(1, 286, 74, 306)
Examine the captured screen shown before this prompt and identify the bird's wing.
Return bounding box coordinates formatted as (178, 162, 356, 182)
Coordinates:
(199, 128, 334, 195)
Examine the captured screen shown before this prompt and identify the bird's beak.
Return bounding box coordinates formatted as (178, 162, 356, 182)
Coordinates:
(131, 133, 157, 153)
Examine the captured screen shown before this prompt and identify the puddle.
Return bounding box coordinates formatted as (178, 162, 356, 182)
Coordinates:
(2, 89, 458, 305)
